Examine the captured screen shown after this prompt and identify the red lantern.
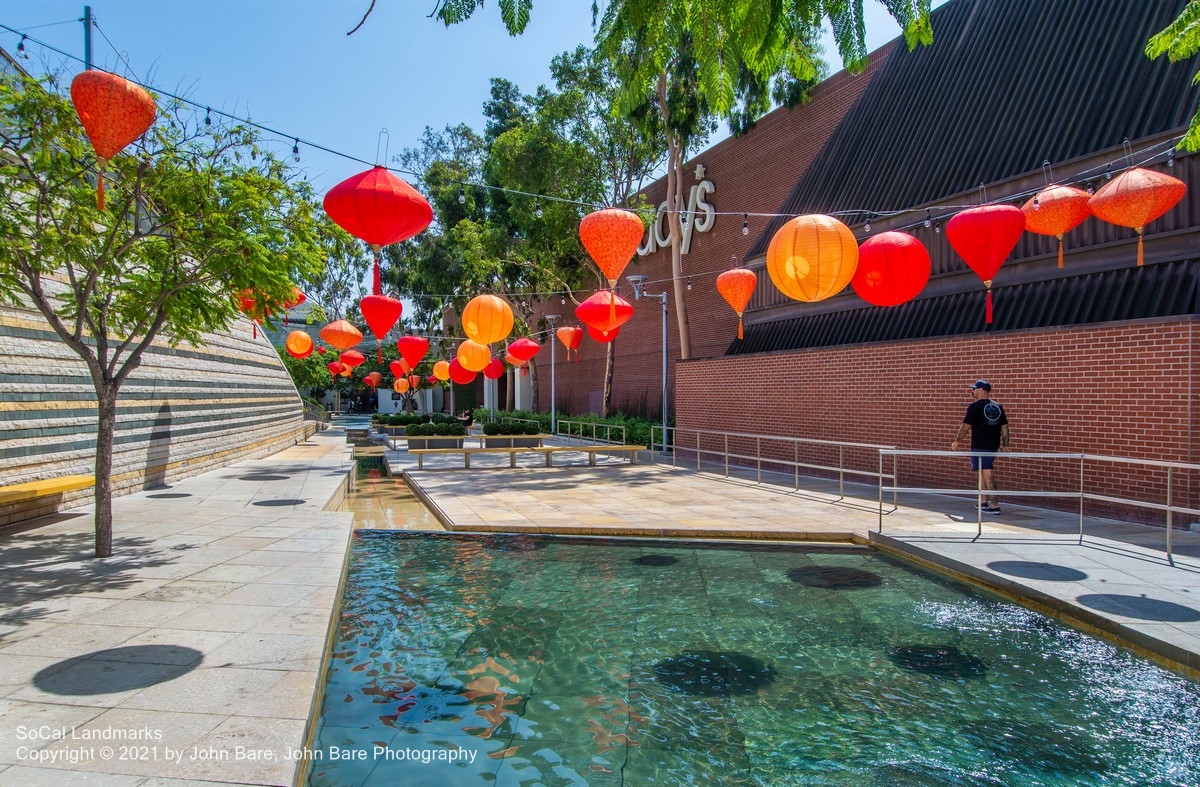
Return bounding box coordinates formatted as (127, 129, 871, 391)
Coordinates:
(327, 360, 344, 376)
(1089, 168, 1187, 267)
(507, 337, 539, 376)
(587, 325, 620, 343)
(319, 320, 363, 351)
(945, 205, 1026, 324)
(448, 358, 477, 385)
(363, 371, 382, 388)
(556, 325, 583, 362)
(323, 165, 433, 293)
(282, 289, 306, 326)
(851, 232, 930, 308)
(389, 360, 406, 378)
(1021, 185, 1091, 269)
(408, 374, 421, 390)
(715, 269, 757, 339)
(70, 71, 156, 210)
(359, 294, 403, 362)
(317, 346, 327, 355)
(285, 330, 314, 359)
(339, 350, 366, 369)
(397, 336, 430, 369)
(579, 209, 644, 289)
(575, 291, 634, 335)
(483, 358, 505, 379)
(426, 374, 439, 385)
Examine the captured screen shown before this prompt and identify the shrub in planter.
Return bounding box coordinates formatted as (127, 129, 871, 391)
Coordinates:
(482, 422, 501, 436)
(523, 422, 541, 436)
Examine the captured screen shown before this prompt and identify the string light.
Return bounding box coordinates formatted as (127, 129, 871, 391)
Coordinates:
(535, 201, 543, 218)
(1086, 181, 1095, 195)
(742, 213, 749, 235)
(864, 218, 871, 233)
(1032, 195, 1040, 210)
(1105, 164, 1112, 180)
(17, 34, 28, 58)
(1168, 149, 1175, 168)
(457, 187, 466, 204)
(204, 107, 212, 126)
(292, 138, 300, 162)
(924, 209, 932, 228)
(686, 277, 692, 291)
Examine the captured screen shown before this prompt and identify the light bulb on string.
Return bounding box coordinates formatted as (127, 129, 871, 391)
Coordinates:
(1033, 195, 1040, 211)
(686, 277, 692, 291)
(864, 218, 872, 233)
(204, 108, 212, 126)
(17, 35, 28, 58)
(924, 209, 932, 229)
(1086, 181, 1095, 195)
(934, 221, 941, 234)
(1168, 149, 1176, 168)
(292, 138, 300, 162)
(742, 213, 749, 235)
(1105, 164, 1112, 180)
(535, 201, 543, 218)
(457, 187, 466, 204)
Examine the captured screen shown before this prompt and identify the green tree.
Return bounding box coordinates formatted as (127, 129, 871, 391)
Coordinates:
(1147, 0, 1200, 151)
(0, 69, 326, 558)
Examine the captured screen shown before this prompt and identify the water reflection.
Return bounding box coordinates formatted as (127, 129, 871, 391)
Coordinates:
(340, 477, 444, 531)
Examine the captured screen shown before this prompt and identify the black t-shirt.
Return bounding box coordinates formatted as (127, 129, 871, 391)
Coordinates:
(963, 398, 1008, 451)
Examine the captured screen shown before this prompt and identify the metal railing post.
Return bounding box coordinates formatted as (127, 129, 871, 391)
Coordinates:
(892, 452, 898, 508)
(878, 451, 884, 533)
(1079, 456, 1085, 545)
(977, 462, 983, 537)
(795, 442, 800, 490)
(839, 445, 845, 499)
(1166, 466, 1174, 563)
(696, 431, 701, 472)
(724, 434, 729, 478)
(756, 436, 762, 483)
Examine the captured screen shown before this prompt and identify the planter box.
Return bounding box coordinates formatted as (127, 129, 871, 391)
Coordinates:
(385, 425, 408, 436)
(406, 436, 466, 450)
(482, 435, 545, 449)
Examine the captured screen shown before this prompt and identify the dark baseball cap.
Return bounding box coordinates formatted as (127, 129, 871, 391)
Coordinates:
(969, 380, 992, 391)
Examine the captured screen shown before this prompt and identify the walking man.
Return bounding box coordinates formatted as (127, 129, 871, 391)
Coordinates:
(951, 380, 1010, 514)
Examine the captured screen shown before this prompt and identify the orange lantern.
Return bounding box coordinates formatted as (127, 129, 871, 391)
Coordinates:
(1021, 185, 1091, 268)
(765, 215, 859, 303)
(1089, 168, 1187, 266)
(69, 70, 156, 210)
(715, 269, 757, 339)
(319, 320, 363, 351)
(851, 232, 930, 308)
(556, 325, 583, 362)
(393, 378, 410, 394)
(339, 350, 366, 369)
(579, 209, 644, 289)
(432, 360, 451, 381)
(285, 330, 314, 359)
(408, 374, 421, 390)
(457, 339, 492, 372)
(461, 295, 514, 345)
(363, 371, 382, 388)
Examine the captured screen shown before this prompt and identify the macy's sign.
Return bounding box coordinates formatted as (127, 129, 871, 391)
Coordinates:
(637, 163, 715, 256)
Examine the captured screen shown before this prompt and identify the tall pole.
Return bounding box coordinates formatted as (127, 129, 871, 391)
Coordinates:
(660, 294, 668, 453)
(81, 6, 93, 70)
(545, 315, 559, 435)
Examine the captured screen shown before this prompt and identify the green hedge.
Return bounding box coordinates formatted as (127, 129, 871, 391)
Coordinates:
(473, 408, 666, 447)
(406, 422, 466, 437)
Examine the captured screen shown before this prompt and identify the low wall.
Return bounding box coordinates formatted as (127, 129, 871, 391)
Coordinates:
(0, 301, 313, 527)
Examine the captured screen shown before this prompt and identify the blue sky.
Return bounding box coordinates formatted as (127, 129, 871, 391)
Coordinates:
(1, 1, 927, 193)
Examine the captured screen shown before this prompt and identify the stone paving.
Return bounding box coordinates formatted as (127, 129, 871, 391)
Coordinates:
(0, 425, 1197, 786)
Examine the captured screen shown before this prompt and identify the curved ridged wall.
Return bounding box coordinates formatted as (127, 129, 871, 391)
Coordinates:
(0, 296, 314, 526)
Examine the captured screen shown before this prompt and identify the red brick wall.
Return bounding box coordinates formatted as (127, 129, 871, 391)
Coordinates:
(674, 318, 1200, 525)
(539, 49, 894, 418)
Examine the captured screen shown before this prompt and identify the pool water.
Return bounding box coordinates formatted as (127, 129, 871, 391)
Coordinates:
(305, 532, 1200, 786)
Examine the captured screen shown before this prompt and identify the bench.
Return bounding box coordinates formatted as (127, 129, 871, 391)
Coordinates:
(408, 445, 645, 470)
(0, 475, 95, 506)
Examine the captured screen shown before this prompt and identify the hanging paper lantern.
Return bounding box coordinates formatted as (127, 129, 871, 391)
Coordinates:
(1021, 185, 1091, 269)
(319, 320, 363, 351)
(235, 290, 265, 339)
(69, 70, 156, 210)
(408, 374, 421, 390)
(327, 361, 344, 376)
(715, 268, 758, 339)
(432, 360, 451, 381)
(507, 337, 539, 376)
(461, 295, 514, 345)
(363, 371, 382, 388)
(457, 339, 491, 372)
(556, 325, 583, 362)
(1089, 168, 1187, 267)
(579, 208, 644, 288)
(359, 294, 403, 363)
(339, 350, 366, 369)
(285, 330, 314, 359)
(483, 358, 505, 379)
(282, 289, 306, 326)
(765, 214, 859, 303)
(389, 360, 407, 378)
(448, 358, 477, 385)
(587, 325, 620, 343)
(426, 374, 439, 385)
(340, 365, 353, 378)
(945, 205, 1026, 324)
(317, 346, 327, 355)
(851, 232, 931, 308)
(396, 336, 430, 369)
(393, 378, 410, 394)
(575, 291, 634, 334)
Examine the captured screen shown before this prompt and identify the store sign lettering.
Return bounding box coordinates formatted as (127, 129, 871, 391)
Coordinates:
(637, 165, 715, 256)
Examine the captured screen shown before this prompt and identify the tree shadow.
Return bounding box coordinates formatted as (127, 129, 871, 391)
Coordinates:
(143, 402, 173, 490)
(34, 645, 203, 695)
(987, 561, 1089, 581)
(0, 529, 179, 636)
(1075, 593, 1200, 622)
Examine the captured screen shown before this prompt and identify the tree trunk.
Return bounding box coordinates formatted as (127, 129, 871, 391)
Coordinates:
(93, 386, 118, 558)
(659, 73, 692, 361)
(602, 339, 615, 418)
(530, 361, 539, 413)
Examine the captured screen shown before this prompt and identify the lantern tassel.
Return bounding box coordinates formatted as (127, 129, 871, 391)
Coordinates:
(96, 157, 107, 210)
(378, 341, 382, 364)
(1057, 236, 1064, 269)
(609, 290, 616, 323)
(373, 256, 382, 295)
(737, 314, 744, 340)
(1137, 230, 1144, 267)
(985, 290, 993, 324)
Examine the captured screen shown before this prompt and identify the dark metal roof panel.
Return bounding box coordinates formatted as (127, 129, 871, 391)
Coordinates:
(727, 260, 1200, 355)
(748, 0, 1200, 259)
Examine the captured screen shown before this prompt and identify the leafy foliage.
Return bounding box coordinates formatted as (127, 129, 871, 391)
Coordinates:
(1147, 0, 1200, 151)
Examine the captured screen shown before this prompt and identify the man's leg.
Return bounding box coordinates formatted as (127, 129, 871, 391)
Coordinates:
(980, 467, 997, 507)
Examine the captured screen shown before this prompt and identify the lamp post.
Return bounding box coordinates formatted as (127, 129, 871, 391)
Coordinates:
(544, 314, 559, 435)
(626, 275, 668, 453)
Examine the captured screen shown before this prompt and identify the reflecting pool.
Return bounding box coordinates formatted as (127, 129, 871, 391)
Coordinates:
(305, 532, 1200, 786)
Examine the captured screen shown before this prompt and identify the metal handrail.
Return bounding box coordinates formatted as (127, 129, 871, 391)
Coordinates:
(650, 425, 898, 505)
(555, 419, 627, 446)
(877, 448, 1200, 563)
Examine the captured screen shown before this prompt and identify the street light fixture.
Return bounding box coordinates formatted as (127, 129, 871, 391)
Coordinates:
(626, 275, 668, 453)
(544, 314, 559, 435)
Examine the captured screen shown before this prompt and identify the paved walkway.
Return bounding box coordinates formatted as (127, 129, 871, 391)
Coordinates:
(0, 427, 1197, 786)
